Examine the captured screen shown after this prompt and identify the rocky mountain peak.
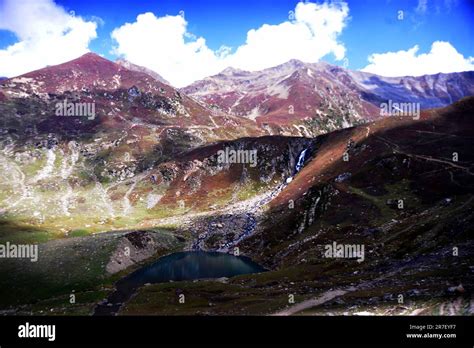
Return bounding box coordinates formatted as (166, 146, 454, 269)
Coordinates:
(219, 66, 249, 76)
(115, 59, 171, 85)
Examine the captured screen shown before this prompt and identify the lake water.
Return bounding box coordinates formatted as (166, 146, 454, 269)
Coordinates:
(94, 251, 266, 315)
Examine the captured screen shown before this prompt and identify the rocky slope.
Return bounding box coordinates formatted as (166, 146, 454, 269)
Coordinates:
(0, 53, 271, 236)
(116, 59, 171, 86)
(242, 96, 474, 264)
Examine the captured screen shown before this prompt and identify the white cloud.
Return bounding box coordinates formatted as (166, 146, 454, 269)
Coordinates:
(226, 1, 348, 71)
(0, 0, 98, 77)
(111, 13, 222, 88)
(111, 1, 349, 87)
(361, 41, 474, 77)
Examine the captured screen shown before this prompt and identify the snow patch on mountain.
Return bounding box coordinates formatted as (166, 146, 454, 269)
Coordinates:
(247, 106, 260, 120)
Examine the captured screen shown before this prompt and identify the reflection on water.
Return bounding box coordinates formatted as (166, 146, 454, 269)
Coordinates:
(128, 251, 266, 283)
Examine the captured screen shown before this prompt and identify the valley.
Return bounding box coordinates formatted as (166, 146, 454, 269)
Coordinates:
(0, 54, 472, 316)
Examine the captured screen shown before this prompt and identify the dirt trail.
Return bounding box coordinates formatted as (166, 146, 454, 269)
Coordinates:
(272, 261, 418, 316)
(272, 287, 356, 316)
(377, 135, 473, 174)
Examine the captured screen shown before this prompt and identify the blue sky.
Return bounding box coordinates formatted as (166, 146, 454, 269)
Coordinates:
(52, 0, 473, 69)
(0, 0, 473, 85)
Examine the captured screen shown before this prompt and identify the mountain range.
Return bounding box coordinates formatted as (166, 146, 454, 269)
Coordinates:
(2, 53, 473, 139)
(183, 58, 474, 134)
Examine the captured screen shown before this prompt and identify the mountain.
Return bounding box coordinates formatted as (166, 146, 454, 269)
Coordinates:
(182, 59, 474, 136)
(182, 59, 379, 135)
(116, 59, 171, 86)
(0, 53, 264, 230)
(349, 69, 474, 108)
(0, 52, 262, 150)
(245, 96, 474, 259)
(0, 53, 259, 128)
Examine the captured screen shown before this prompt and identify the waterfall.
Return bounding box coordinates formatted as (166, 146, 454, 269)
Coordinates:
(295, 148, 308, 173)
(286, 147, 309, 184)
(217, 146, 311, 252)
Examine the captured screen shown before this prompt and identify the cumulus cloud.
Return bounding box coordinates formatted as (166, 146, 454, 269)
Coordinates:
(111, 1, 349, 87)
(111, 13, 222, 88)
(226, 1, 348, 71)
(0, 0, 98, 77)
(361, 41, 474, 77)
